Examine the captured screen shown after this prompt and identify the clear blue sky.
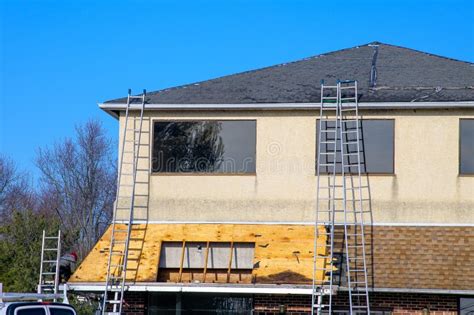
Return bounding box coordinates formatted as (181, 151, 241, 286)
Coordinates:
(1, 0, 473, 177)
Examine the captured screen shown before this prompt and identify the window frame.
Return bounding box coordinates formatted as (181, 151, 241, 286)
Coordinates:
(150, 119, 257, 176)
(315, 118, 396, 175)
(459, 118, 474, 176)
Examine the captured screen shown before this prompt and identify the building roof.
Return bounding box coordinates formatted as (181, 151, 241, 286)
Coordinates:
(70, 223, 474, 294)
(104, 42, 474, 105)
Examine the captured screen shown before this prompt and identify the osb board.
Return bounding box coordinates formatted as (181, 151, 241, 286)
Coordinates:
(69, 224, 328, 284)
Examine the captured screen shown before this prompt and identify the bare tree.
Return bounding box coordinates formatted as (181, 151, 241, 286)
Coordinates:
(36, 120, 117, 258)
(0, 155, 35, 221)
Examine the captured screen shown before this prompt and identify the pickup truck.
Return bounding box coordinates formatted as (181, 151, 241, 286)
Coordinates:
(0, 302, 77, 315)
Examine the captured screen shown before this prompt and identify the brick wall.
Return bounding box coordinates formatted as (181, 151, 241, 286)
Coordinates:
(122, 292, 147, 315)
(253, 292, 459, 315)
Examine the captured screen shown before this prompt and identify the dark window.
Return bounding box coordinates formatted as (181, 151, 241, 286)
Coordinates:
(148, 293, 253, 313)
(50, 308, 75, 315)
(16, 308, 46, 315)
(460, 119, 474, 174)
(153, 121, 256, 173)
(460, 297, 474, 315)
(316, 119, 394, 174)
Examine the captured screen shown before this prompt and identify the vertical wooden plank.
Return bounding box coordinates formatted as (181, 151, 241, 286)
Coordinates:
(203, 241, 210, 283)
(226, 241, 234, 283)
(178, 241, 186, 282)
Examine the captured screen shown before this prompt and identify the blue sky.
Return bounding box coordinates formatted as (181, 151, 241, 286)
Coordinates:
(1, 0, 473, 177)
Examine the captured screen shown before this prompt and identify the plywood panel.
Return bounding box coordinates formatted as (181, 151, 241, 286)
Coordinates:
(69, 224, 328, 284)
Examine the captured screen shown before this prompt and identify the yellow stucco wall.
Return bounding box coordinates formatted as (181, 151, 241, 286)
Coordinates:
(117, 108, 474, 224)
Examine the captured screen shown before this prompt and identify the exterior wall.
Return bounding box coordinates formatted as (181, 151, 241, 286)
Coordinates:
(117, 108, 474, 224)
(121, 292, 459, 315)
(253, 293, 459, 315)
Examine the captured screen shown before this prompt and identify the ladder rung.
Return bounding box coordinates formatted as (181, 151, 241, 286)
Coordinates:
(320, 130, 337, 133)
(42, 272, 56, 275)
(43, 248, 58, 251)
(110, 264, 124, 268)
(43, 260, 57, 263)
(44, 237, 59, 240)
(320, 141, 336, 144)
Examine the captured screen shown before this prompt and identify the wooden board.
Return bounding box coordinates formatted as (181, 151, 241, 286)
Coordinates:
(69, 224, 329, 284)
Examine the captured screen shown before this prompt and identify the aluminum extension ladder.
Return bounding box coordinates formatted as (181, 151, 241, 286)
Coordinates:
(312, 80, 370, 314)
(38, 230, 61, 300)
(102, 89, 149, 315)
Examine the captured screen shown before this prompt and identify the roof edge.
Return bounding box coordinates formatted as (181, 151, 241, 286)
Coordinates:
(64, 283, 474, 295)
(99, 101, 474, 115)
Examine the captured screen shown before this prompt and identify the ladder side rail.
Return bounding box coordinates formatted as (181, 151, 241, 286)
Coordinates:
(339, 81, 354, 314)
(353, 81, 371, 312)
(102, 91, 132, 314)
(38, 230, 46, 294)
(312, 84, 332, 315)
(118, 93, 146, 313)
(53, 230, 61, 297)
(327, 95, 339, 315)
(311, 83, 324, 315)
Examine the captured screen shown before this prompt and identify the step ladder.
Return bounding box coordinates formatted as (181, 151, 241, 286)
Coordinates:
(312, 80, 370, 314)
(102, 89, 149, 315)
(38, 230, 61, 300)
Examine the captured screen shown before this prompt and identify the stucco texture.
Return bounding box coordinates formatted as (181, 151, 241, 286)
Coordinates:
(117, 108, 474, 224)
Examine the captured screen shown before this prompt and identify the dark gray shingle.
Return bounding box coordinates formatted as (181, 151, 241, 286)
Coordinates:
(105, 42, 474, 104)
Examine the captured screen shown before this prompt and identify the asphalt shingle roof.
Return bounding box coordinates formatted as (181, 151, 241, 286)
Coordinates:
(105, 42, 474, 104)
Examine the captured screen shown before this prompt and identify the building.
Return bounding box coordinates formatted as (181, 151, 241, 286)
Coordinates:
(68, 42, 474, 314)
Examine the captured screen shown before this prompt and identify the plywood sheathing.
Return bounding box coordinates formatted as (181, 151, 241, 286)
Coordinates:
(69, 224, 329, 284)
